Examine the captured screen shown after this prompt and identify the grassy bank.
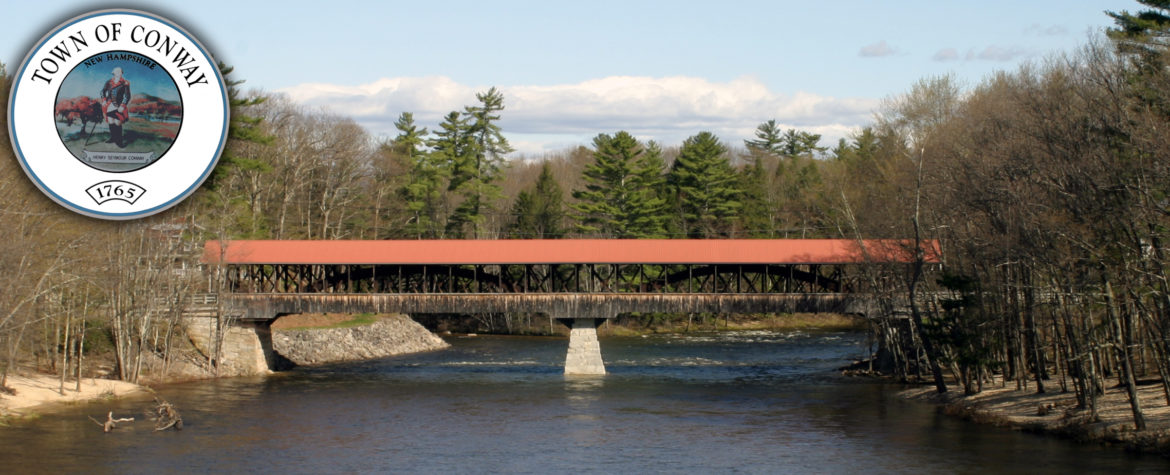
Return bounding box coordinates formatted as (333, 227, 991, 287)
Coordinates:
(598, 313, 867, 337)
(271, 313, 382, 331)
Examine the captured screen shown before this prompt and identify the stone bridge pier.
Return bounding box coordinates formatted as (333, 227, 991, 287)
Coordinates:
(553, 314, 607, 376)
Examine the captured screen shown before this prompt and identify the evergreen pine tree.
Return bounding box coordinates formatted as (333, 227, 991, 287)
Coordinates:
(667, 132, 740, 238)
(572, 131, 666, 238)
(744, 119, 784, 155)
(395, 112, 448, 238)
(510, 190, 537, 237)
(207, 63, 275, 190)
(639, 140, 669, 193)
(1108, 2, 1170, 116)
(738, 155, 773, 237)
(201, 63, 275, 238)
(448, 87, 513, 238)
(430, 111, 474, 237)
(1107, 1, 1170, 58)
(780, 128, 826, 158)
(509, 162, 565, 238)
(638, 140, 670, 229)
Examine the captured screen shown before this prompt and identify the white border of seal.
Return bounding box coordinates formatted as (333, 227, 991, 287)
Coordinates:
(7, 9, 228, 220)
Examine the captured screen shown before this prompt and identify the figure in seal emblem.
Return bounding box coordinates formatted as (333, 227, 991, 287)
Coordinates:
(100, 67, 131, 148)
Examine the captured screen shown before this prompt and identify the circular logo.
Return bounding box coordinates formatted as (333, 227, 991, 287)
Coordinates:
(8, 10, 228, 220)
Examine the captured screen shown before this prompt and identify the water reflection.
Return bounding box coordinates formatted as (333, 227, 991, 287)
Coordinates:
(564, 374, 604, 416)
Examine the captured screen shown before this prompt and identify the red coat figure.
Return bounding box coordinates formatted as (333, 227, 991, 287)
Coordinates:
(100, 67, 131, 147)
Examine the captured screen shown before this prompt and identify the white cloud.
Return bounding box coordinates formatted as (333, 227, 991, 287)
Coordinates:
(277, 75, 879, 156)
(279, 76, 478, 120)
(930, 45, 1033, 64)
(968, 45, 1024, 61)
(1024, 24, 1068, 36)
(859, 40, 898, 58)
(932, 48, 959, 62)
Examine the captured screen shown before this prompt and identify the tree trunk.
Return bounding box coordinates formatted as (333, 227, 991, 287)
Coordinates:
(1023, 271, 1045, 393)
(1105, 279, 1145, 430)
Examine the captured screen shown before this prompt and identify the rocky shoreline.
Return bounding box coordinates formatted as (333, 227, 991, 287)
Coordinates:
(898, 378, 1170, 457)
(272, 314, 450, 366)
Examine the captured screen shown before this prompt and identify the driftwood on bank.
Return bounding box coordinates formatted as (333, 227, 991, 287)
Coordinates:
(88, 411, 134, 432)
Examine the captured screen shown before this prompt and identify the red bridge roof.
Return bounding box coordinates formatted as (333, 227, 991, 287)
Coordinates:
(203, 239, 940, 265)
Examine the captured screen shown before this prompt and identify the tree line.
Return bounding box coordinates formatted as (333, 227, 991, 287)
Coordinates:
(207, 87, 838, 242)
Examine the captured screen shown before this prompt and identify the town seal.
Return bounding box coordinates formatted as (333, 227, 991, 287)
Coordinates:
(8, 9, 228, 219)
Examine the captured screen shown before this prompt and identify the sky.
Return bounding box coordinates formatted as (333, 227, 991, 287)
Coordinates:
(2, 0, 1143, 156)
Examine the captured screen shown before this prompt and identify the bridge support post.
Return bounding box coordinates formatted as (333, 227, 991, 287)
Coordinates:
(563, 318, 606, 375)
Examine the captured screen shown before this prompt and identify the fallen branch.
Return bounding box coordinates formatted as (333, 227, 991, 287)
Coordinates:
(88, 411, 134, 432)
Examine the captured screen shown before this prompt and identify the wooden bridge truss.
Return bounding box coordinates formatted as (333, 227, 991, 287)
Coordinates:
(224, 263, 850, 296)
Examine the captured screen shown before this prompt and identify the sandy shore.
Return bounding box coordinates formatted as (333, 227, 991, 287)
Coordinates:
(901, 378, 1170, 455)
(0, 373, 147, 416)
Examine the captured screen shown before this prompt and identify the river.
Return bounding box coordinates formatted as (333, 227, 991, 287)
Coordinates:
(1, 330, 1165, 473)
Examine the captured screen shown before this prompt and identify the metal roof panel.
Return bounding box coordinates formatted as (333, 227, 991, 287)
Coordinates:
(202, 239, 940, 265)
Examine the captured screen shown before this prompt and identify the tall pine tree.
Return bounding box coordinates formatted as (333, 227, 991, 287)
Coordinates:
(737, 154, 773, 237)
(509, 162, 566, 238)
(667, 132, 740, 238)
(744, 119, 784, 155)
(1108, 1, 1170, 58)
(430, 111, 473, 237)
(205, 63, 274, 192)
(780, 128, 826, 158)
(572, 131, 667, 238)
(448, 87, 513, 238)
(1108, 2, 1170, 116)
(394, 112, 449, 238)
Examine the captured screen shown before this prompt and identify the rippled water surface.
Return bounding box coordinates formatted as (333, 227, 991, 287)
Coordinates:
(2, 331, 1166, 473)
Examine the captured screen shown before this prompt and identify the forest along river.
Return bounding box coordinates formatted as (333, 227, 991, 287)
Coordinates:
(1, 330, 1166, 473)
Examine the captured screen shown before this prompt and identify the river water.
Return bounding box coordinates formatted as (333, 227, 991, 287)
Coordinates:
(1, 330, 1166, 473)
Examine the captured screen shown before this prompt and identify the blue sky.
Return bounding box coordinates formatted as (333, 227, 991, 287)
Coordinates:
(3, 1, 1142, 155)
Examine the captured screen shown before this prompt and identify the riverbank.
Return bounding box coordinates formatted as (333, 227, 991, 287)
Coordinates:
(0, 373, 146, 420)
(900, 378, 1170, 456)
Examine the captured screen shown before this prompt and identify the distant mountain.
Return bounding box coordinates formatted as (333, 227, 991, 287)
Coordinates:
(130, 93, 182, 120)
(131, 93, 180, 108)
